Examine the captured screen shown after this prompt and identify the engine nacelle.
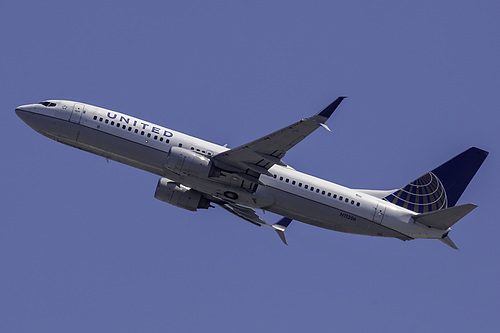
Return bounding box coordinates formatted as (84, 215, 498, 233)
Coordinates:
(164, 147, 219, 178)
(154, 178, 211, 211)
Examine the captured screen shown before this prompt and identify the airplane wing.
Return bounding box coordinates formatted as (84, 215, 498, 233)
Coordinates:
(213, 198, 294, 245)
(212, 97, 346, 178)
(217, 201, 269, 227)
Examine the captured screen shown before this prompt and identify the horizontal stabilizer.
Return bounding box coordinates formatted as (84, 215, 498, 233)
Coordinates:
(440, 235, 459, 250)
(413, 203, 477, 230)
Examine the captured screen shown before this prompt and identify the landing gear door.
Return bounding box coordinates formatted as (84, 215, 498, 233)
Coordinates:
(373, 203, 387, 224)
(70, 103, 85, 123)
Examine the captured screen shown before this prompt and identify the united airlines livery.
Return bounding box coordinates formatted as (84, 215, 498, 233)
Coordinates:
(15, 98, 488, 249)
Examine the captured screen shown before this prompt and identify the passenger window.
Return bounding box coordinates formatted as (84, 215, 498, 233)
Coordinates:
(99, 117, 103, 122)
(280, 176, 283, 181)
(351, 200, 355, 205)
(105, 119, 109, 124)
(147, 133, 151, 138)
(316, 189, 320, 193)
(111, 121, 115, 125)
(298, 183, 302, 187)
(321, 190, 325, 194)
(310, 187, 314, 191)
(93, 116, 97, 120)
(116, 123, 120, 127)
(339, 196, 343, 201)
(134, 129, 138, 133)
(128, 127, 132, 131)
(160, 137, 164, 142)
(273, 174, 277, 178)
(122, 125, 126, 129)
(292, 180, 296, 185)
(154, 135, 158, 140)
(304, 185, 308, 189)
(286, 179, 289, 183)
(345, 198, 349, 203)
(327, 192, 331, 197)
(141, 131, 145, 135)
(333, 194, 337, 199)
(356, 202, 360, 207)
(178, 143, 182, 147)
(166, 139, 170, 143)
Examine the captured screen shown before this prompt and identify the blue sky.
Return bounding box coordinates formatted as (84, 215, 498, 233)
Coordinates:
(2, 1, 499, 332)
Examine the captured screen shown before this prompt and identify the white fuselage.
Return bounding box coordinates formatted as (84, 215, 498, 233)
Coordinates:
(15, 100, 450, 241)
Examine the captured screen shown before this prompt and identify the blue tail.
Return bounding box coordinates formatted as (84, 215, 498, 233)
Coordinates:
(384, 147, 488, 213)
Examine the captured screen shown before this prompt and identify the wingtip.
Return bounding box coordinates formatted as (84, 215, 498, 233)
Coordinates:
(274, 217, 292, 229)
(276, 230, 288, 245)
(272, 217, 292, 245)
(316, 96, 347, 119)
(470, 146, 489, 155)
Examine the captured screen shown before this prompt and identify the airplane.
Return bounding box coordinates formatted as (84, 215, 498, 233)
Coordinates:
(15, 98, 488, 249)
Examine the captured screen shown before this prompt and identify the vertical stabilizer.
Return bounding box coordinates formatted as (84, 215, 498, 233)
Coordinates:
(431, 147, 488, 207)
(384, 147, 488, 213)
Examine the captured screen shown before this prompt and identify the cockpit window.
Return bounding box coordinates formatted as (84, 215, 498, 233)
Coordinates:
(39, 102, 57, 107)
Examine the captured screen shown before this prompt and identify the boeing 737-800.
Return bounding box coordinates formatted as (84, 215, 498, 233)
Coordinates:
(15, 98, 488, 249)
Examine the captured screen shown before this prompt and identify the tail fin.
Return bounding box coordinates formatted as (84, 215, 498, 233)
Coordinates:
(383, 147, 488, 213)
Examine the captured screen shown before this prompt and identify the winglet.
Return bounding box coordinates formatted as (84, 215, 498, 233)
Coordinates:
(272, 217, 293, 245)
(316, 96, 347, 119)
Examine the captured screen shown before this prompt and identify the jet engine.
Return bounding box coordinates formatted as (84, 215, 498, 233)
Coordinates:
(154, 178, 211, 211)
(164, 147, 220, 178)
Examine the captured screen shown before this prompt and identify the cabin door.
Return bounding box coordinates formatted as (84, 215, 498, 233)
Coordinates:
(70, 103, 85, 123)
(373, 203, 387, 224)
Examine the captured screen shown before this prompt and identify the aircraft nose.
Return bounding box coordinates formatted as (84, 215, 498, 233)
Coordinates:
(15, 104, 38, 125)
(15, 105, 31, 121)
